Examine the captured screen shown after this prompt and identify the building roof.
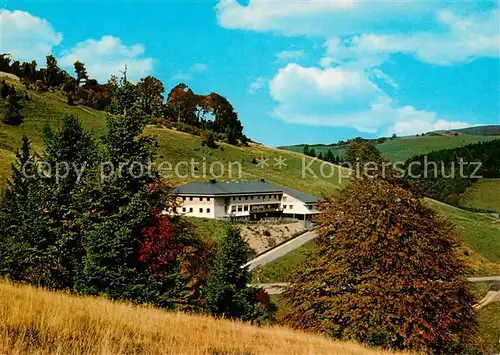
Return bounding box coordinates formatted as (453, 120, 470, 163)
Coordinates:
(175, 181, 282, 196)
(281, 187, 319, 204)
(174, 180, 319, 203)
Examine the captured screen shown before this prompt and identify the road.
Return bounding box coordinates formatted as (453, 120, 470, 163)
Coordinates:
(243, 230, 317, 270)
(256, 277, 500, 296)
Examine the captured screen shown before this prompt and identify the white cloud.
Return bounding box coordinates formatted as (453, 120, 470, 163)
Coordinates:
(0, 10, 63, 64)
(190, 63, 208, 72)
(171, 63, 208, 82)
(370, 68, 399, 90)
(269, 63, 464, 135)
(216, 0, 439, 37)
(386, 119, 470, 137)
(276, 50, 305, 62)
(248, 76, 266, 94)
(59, 35, 154, 82)
(323, 9, 500, 67)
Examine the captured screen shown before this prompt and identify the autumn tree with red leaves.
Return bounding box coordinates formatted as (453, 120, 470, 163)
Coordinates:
(281, 177, 481, 353)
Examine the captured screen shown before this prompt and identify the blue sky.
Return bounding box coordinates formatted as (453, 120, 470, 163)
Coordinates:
(2, 0, 499, 146)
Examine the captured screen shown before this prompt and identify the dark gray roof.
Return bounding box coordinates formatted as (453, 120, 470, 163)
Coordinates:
(174, 180, 319, 203)
(281, 187, 319, 204)
(175, 181, 282, 196)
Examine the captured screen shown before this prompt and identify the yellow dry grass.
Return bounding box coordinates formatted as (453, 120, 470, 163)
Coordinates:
(0, 281, 398, 355)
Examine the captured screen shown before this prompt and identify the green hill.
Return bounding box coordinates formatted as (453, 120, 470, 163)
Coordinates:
(0, 77, 346, 195)
(280, 131, 499, 163)
(459, 179, 500, 213)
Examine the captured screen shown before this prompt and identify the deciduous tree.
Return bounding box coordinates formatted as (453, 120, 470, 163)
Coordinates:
(282, 177, 480, 353)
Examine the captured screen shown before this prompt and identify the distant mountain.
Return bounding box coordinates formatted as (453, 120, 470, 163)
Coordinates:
(279, 125, 500, 162)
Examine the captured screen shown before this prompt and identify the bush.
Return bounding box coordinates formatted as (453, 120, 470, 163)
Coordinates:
(201, 130, 217, 149)
(175, 123, 202, 136)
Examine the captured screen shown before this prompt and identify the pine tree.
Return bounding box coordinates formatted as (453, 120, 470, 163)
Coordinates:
(282, 177, 480, 353)
(204, 224, 274, 323)
(324, 149, 334, 163)
(41, 115, 97, 288)
(0, 136, 60, 286)
(76, 112, 160, 300)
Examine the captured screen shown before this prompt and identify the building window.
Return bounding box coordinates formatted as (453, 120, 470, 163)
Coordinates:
(283, 205, 286, 209)
(189, 208, 193, 212)
(207, 208, 211, 213)
(199, 208, 203, 213)
(207, 197, 211, 201)
(282, 196, 287, 201)
(251, 196, 253, 200)
(244, 205, 249, 211)
(231, 206, 236, 212)
(239, 196, 242, 201)
(189, 197, 193, 201)
(245, 196, 248, 200)
(289, 205, 293, 210)
(237, 205, 243, 212)
(200, 197, 203, 201)
(182, 207, 186, 212)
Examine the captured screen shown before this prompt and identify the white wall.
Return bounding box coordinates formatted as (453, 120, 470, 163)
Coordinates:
(177, 196, 216, 218)
(176, 192, 317, 219)
(281, 193, 317, 216)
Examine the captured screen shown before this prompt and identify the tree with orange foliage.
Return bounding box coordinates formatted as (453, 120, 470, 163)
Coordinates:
(281, 177, 481, 353)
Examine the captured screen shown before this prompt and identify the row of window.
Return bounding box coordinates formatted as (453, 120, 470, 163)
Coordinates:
(231, 205, 250, 213)
(182, 195, 288, 202)
(182, 207, 211, 214)
(182, 197, 211, 202)
(231, 194, 282, 201)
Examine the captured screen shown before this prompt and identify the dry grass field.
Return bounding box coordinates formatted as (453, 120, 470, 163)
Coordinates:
(0, 281, 399, 355)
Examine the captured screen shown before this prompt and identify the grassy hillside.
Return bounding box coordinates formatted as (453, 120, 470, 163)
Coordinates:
(280, 134, 499, 162)
(0, 78, 346, 195)
(455, 125, 500, 136)
(459, 179, 500, 213)
(0, 281, 397, 355)
(426, 199, 500, 265)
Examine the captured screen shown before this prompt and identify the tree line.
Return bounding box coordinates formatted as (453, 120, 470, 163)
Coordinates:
(404, 139, 500, 207)
(303, 145, 345, 165)
(0, 53, 247, 146)
(0, 112, 273, 323)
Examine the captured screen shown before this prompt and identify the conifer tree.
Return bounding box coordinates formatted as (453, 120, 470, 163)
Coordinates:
(41, 115, 97, 288)
(204, 224, 274, 323)
(76, 112, 160, 300)
(282, 177, 480, 353)
(0, 136, 59, 286)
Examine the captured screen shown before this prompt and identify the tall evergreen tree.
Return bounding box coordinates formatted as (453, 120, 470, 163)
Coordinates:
(76, 113, 160, 300)
(204, 224, 274, 323)
(0, 136, 59, 286)
(41, 115, 97, 288)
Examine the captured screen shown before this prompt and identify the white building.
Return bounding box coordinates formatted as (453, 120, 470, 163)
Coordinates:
(174, 180, 319, 220)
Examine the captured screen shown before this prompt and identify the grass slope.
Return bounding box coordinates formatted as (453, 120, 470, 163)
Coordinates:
(0, 79, 346, 195)
(280, 134, 499, 163)
(0, 281, 398, 355)
(459, 179, 500, 213)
